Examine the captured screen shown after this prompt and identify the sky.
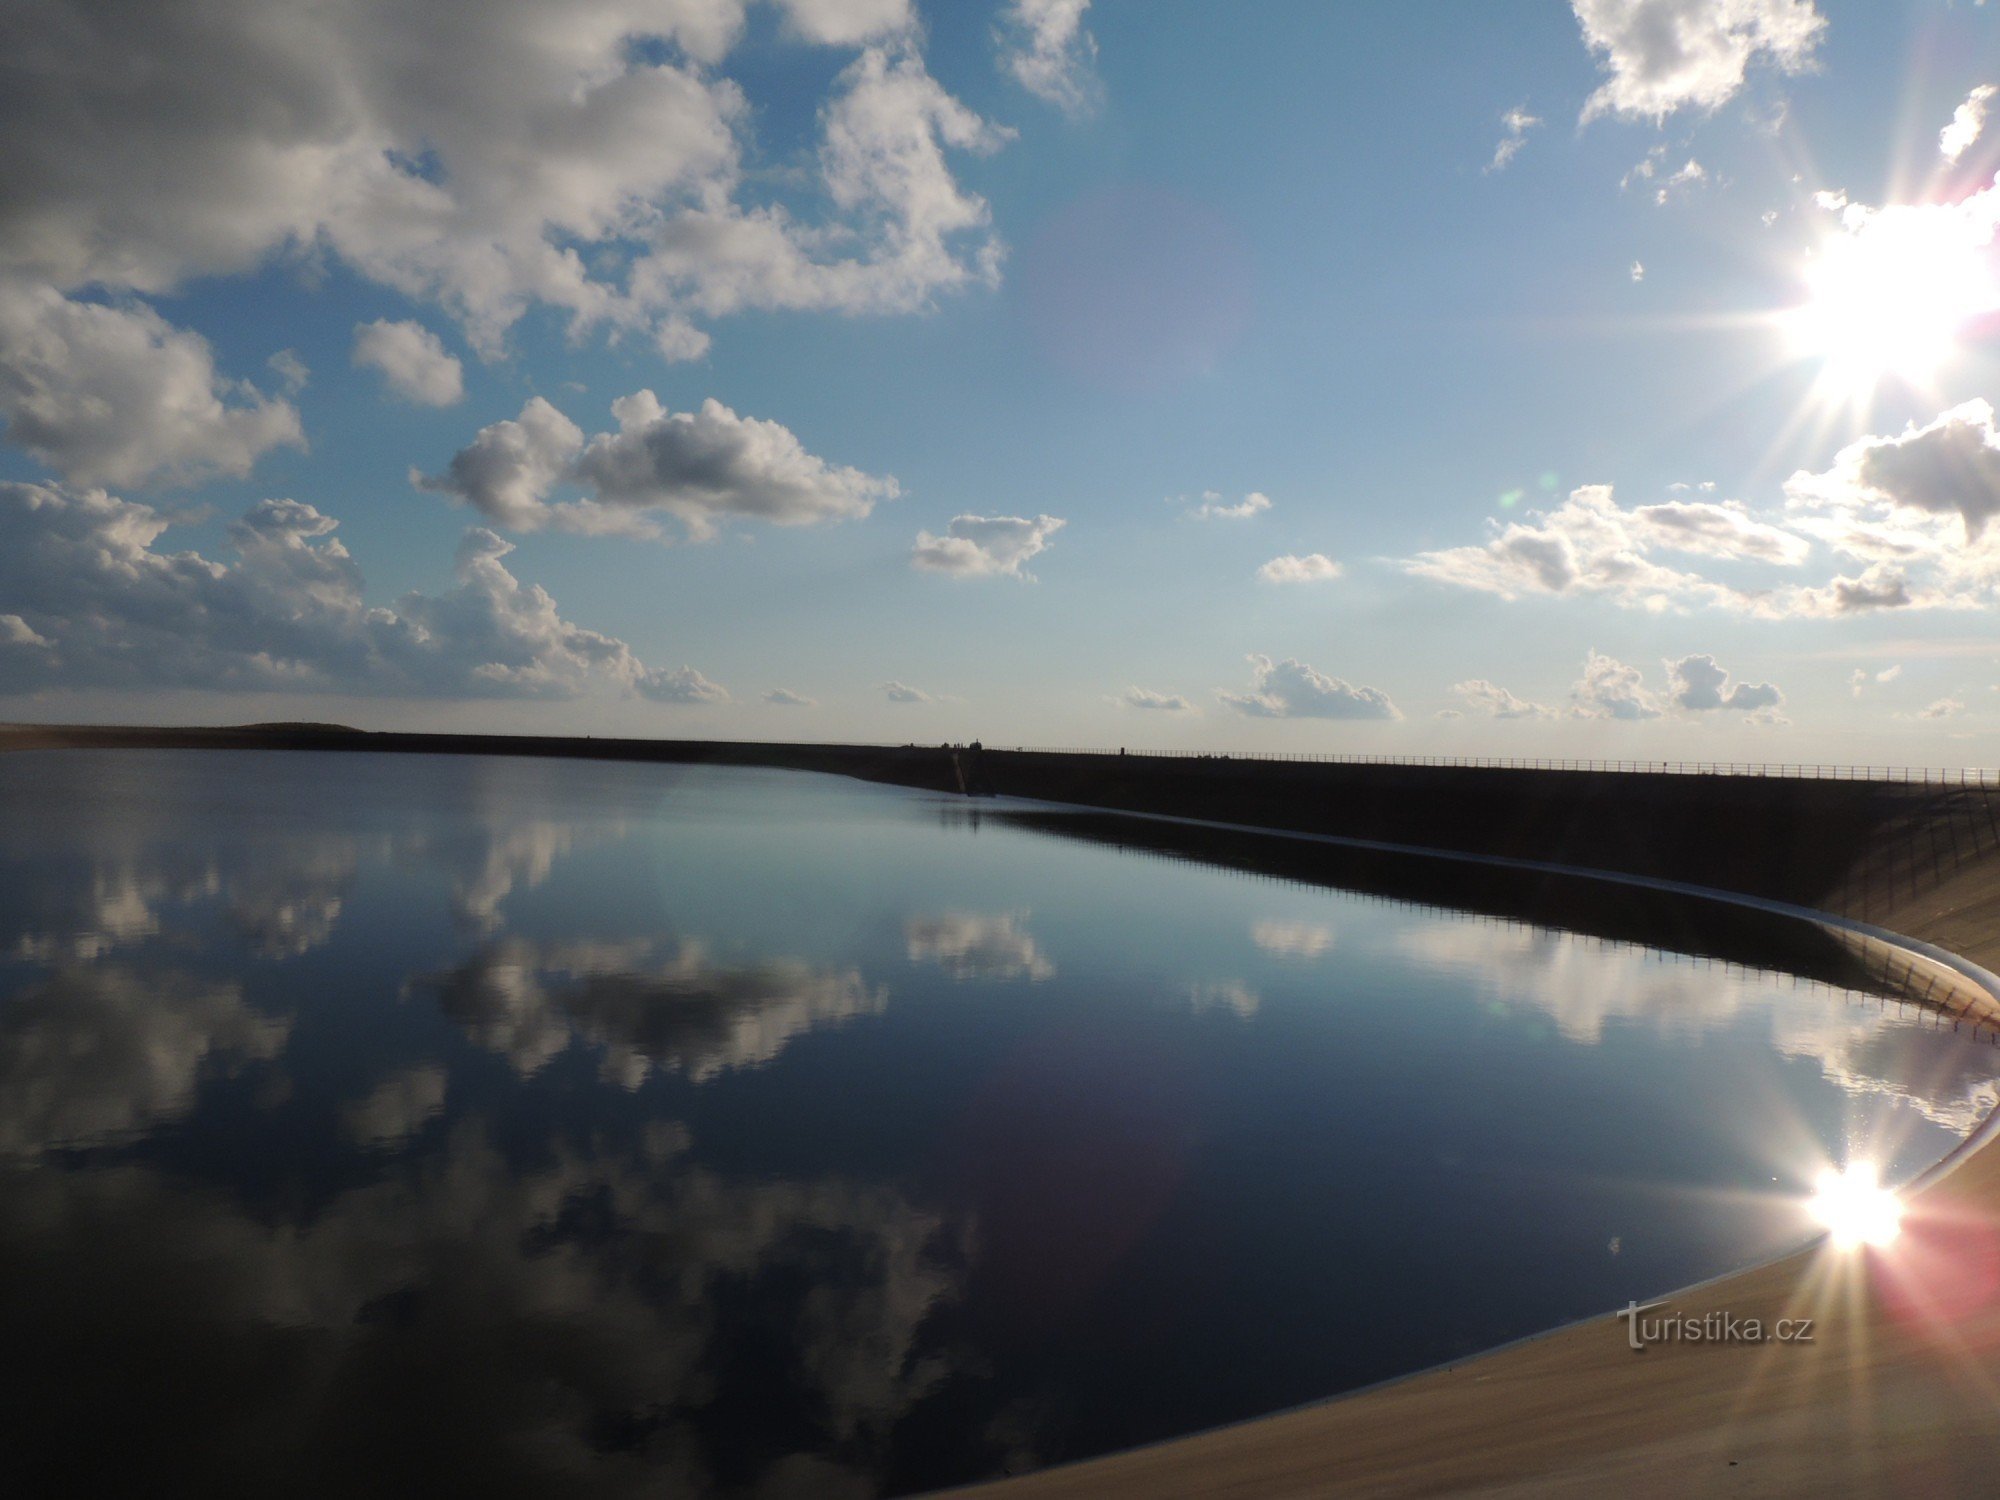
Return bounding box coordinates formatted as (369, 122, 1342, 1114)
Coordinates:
(3, 0, 2000, 763)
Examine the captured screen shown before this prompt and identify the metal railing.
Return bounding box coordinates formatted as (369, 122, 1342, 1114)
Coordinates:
(972, 748, 2000, 785)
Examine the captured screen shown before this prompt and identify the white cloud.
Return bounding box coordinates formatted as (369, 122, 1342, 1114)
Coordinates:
(1572, 0, 1827, 123)
(1571, 649, 1661, 720)
(1793, 398, 2000, 541)
(267, 349, 310, 393)
(997, 0, 1099, 116)
(1922, 697, 1966, 720)
(1251, 920, 1334, 958)
(630, 42, 1012, 327)
(1631, 260, 1645, 281)
(1187, 490, 1271, 520)
(341, 1065, 448, 1148)
(0, 482, 713, 702)
(1187, 980, 1259, 1019)
(352, 318, 464, 406)
(427, 936, 887, 1085)
(1785, 566, 1919, 617)
(882, 680, 931, 703)
(905, 913, 1053, 981)
(0, 2, 1010, 374)
(574, 391, 895, 540)
(1256, 552, 1343, 584)
(763, 687, 816, 707)
(1217, 655, 1400, 721)
(1777, 397, 2000, 612)
(419, 391, 897, 541)
(1941, 84, 1997, 163)
(0, 614, 50, 649)
(773, 0, 914, 46)
(415, 397, 585, 530)
(1631, 497, 1810, 564)
(1850, 664, 1903, 698)
(1119, 686, 1194, 712)
(635, 665, 729, 705)
(1663, 652, 1783, 711)
(1653, 158, 1707, 206)
(0, 281, 303, 489)
(911, 513, 1064, 579)
(1451, 679, 1557, 719)
(1399, 475, 1986, 622)
(0, 965, 289, 1155)
(1406, 485, 1793, 612)
(1486, 105, 1543, 172)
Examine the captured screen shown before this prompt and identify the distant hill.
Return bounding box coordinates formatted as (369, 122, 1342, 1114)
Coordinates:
(234, 721, 365, 734)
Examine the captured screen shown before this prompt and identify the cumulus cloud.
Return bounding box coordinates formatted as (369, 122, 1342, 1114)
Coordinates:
(0, 482, 716, 702)
(1486, 105, 1542, 172)
(774, 0, 914, 46)
(1187, 980, 1260, 1019)
(882, 680, 931, 703)
(1451, 679, 1557, 719)
(1119, 686, 1194, 712)
(1572, 0, 1827, 123)
(267, 349, 310, 393)
(0, 2, 1011, 365)
(419, 391, 896, 541)
(0, 965, 290, 1156)
(577, 392, 895, 539)
(905, 913, 1053, 981)
(1629, 497, 1810, 564)
(1256, 552, 1343, 584)
(1794, 398, 2000, 542)
(1250, 920, 1334, 958)
(1571, 649, 1661, 720)
(635, 665, 729, 704)
(1652, 158, 1707, 205)
(764, 687, 816, 707)
(1217, 655, 1400, 721)
(997, 0, 1099, 115)
(424, 937, 886, 1086)
(341, 1065, 448, 1149)
(1397, 471, 1992, 621)
(1663, 652, 1783, 711)
(1406, 485, 1794, 612)
(0, 614, 49, 649)
(910, 513, 1065, 579)
(0, 281, 303, 489)
(1776, 396, 2000, 611)
(1851, 664, 1900, 697)
(1921, 697, 1966, 720)
(413, 397, 584, 530)
(1187, 490, 1271, 520)
(1942, 84, 1997, 163)
(630, 42, 1012, 326)
(351, 318, 464, 406)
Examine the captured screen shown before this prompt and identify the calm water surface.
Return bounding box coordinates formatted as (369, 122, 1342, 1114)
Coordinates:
(1, 750, 1995, 1495)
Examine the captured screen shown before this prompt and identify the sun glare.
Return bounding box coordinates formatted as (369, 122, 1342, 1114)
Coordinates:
(1785, 207, 2000, 396)
(1807, 1162, 1904, 1250)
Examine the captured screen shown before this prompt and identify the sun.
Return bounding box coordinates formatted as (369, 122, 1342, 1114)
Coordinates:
(1784, 201, 2000, 398)
(1806, 1161, 1904, 1250)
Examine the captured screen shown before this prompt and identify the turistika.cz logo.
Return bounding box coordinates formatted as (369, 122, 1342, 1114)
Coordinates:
(1618, 1300, 1815, 1352)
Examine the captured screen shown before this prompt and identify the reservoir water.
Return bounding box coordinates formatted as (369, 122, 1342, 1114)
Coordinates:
(0, 749, 1994, 1495)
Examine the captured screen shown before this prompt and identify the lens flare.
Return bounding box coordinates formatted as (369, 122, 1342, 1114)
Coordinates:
(1807, 1162, 1904, 1250)
(1784, 201, 2000, 396)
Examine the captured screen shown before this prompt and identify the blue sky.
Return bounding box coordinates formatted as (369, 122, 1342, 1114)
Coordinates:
(2, 0, 1999, 760)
